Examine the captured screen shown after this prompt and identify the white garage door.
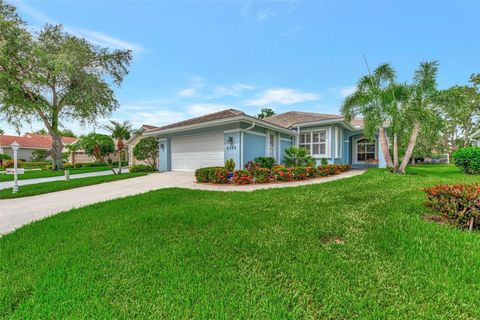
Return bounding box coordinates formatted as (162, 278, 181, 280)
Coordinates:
(171, 133, 224, 171)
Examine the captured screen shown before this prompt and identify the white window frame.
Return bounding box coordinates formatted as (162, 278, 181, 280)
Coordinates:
(354, 137, 376, 163)
(298, 130, 328, 158)
(266, 132, 276, 159)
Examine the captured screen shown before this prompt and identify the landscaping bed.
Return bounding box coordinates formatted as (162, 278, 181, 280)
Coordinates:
(195, 163, 352, 185)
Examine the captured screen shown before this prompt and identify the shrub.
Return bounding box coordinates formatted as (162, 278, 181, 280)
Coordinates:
(0, 153, 12, 160)
(111, 161, 128, 167)
(23, 161, 50, 168)
(129, 164, 156, 173)
(305, 166, 317, 178)
(254, 156, 276, 169)
(423, 184, 480, 230)
(232, 170, 253, 185)
(317, 164, 351, 176)
(452, 147, 480, 175)
(212, 168, 229, 184)
(73, 162, 108, 168)
(272, 166, 294, 181)
(293, 166, 307, 180)
(195, 166, 224, 183)
(253, 167, 271, 183)
(32, 149, 50, 161)
(225, 158, 235, 172)
(133, 137, 159, 168)
(283, 146, 316, 167)
(320, 158, 328, 165)
(2, 160, 24, 168)
(244, 160, 260, 173)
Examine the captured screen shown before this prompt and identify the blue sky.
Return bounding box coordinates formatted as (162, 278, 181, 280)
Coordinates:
(2, 0, 479, 135)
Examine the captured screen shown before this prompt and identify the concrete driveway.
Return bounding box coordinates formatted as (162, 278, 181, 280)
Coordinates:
(0, 170, 364, 235)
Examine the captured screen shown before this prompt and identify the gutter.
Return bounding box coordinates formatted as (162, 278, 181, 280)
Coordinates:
(240, 121, 256, 168)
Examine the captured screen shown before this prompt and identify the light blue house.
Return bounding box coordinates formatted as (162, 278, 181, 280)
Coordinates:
(144, 109, 386, 172)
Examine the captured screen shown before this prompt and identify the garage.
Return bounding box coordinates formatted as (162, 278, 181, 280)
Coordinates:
(171, 133, 224, 171)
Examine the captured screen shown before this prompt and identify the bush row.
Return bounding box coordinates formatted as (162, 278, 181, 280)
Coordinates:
(423, 184, 480, 230)
(452, 147, 480, 175)
(196, 164, 352, 185)
(129, 164, 157, 173)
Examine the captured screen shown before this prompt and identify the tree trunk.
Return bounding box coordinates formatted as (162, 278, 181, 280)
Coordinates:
(118, 148, 122, 174)
(393, 133, 399, 172)
(398, 122, 421, 174)
(51, 133, 64, 171)
(379, 127, 393, 168)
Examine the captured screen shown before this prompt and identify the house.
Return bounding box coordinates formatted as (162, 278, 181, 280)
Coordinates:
(144, 109, 387, 172)
(472, 129, 480, 147)
(125, 124, 159, 166)
(0, 133, 77, 161)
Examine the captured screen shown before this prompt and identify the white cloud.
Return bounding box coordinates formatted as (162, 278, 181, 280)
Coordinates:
(212, 83, 255, 98)
(245, 88, 320, 106)
(339, 86, 356, 97)
(187, 104, 234, 116)
(257, 8, 274, 21)
(179, 88, 197, 97)
(132, 110, 186, 126)
(15, 0, 144, 52)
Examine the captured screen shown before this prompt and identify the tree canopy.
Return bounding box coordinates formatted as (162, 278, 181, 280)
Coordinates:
(257, 108, 276, 119)
(0, 1, 132, 170)
(78, 133, 115, 163)
(133, 137, 159, 169)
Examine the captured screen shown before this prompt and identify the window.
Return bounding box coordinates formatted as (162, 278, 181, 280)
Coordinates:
(356, 139, 376, 162)
(299, 131, 327, 156)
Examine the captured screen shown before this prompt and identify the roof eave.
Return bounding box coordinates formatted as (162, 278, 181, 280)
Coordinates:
(144, 115, 295, 137)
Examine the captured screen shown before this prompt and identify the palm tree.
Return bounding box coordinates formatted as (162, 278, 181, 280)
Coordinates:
(341, 63, 397, 168)
(397, 61, 439, 174)
(103, 120, 132, 174)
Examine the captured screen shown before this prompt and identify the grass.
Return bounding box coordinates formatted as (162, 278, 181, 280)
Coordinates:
(1, 165, 480, 319)
(0, 172, 146, 199)
(0, 166, 112, 181)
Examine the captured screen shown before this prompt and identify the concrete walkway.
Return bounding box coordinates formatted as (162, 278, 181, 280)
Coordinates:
(0, 170, 364, 235)
(0, 167, 129, 190)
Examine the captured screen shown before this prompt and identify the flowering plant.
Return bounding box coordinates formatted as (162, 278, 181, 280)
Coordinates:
(232, 170, 253, 184)
(253, 167, 271, 183)
(272, 166, 293, 181)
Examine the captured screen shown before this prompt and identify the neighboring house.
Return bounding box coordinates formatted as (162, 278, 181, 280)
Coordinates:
(0, 133, 77, 161)
(144, 109, 387, 172)
(125, 124, 159, 166)
(472, 129, 480, 147)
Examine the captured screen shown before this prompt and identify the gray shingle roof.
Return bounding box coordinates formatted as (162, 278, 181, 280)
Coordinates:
(154, 109, 245, 130)
(264, 111, 344, 128)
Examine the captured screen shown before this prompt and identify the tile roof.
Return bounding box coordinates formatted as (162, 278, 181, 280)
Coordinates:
(154, 109, 245, 130)
(142, 124, 159, 130)
(0, 133, 77, 149)
(264, 111, 344, 128)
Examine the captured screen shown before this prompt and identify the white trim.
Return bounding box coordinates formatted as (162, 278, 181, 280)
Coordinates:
(265, 131, 277, 159)
(244, 130, 266, 137)
(328, 126, 333, 159)
(280, 137, 291, 142)
(298, 130, 328, 158)
(223, 129, 242, 133)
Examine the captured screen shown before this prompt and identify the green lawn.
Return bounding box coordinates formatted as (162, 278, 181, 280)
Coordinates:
(0, 172, 147, 199)
(1, 165, 479, 319)
(0, 166, 112, 181)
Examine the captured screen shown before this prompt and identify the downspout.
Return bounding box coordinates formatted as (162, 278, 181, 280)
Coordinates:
(240, 122, 256, 169)
(296, 126, 300, 147)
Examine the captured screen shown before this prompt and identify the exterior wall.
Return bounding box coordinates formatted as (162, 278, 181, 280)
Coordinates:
(279, 138, 292, 163)
(242, 132, 266, 167)
(224, 131, 241, 169)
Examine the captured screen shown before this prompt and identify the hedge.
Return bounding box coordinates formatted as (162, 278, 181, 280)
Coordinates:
(452, 147, 480, 175)
(423, 184, 480, 230)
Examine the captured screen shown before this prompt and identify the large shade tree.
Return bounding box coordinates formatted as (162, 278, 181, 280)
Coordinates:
(103, 120, 132, 173)
(341, 63, 397, 168)
(0, 1, 132, 170)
